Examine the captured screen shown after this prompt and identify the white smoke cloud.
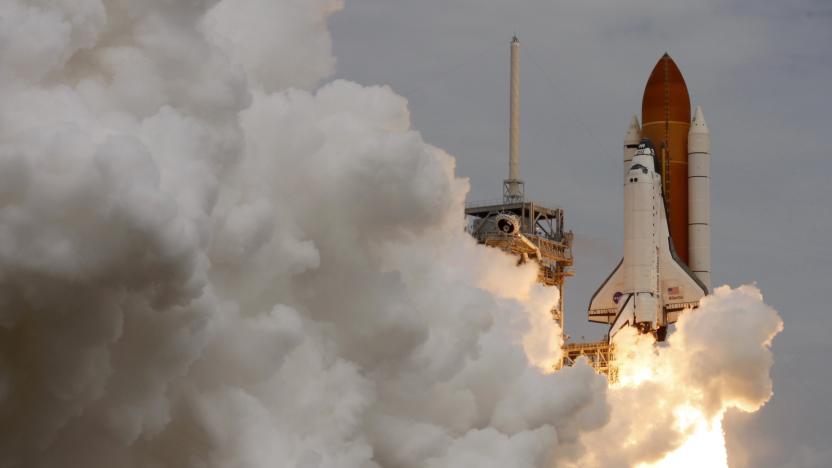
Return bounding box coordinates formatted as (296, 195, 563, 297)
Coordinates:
(0, 1, 782, 467)
(207, 0, 344, 92)
(559, 285, 783, 468)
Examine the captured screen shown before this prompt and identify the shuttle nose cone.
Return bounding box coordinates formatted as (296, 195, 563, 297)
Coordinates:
(642, 54, 691, 124)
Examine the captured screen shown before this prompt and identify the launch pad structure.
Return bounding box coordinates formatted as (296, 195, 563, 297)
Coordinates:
(465, 196, 616, 379)
(465, 194, 618, 379)
(465, 199, 574, 326)
(560, 341, 618, 382)
(464, 36, 573, 329)
(463, 36, 617, 378)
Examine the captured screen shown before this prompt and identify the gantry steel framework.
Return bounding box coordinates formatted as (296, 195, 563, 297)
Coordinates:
(462, 35, 617, 380)
(465, 199, 573, 327)
(465, 198, 618, 380)
(561, 340, 618, 383)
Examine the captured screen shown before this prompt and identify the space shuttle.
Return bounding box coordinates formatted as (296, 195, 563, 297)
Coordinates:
(587, 54, 711, 342)
(588, 140, 707, 341)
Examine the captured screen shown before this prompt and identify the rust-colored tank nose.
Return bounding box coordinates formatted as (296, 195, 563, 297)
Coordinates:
(642, 53, 691, 125)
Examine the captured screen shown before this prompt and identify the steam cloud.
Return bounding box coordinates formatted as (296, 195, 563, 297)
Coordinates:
(0, 1, 782, 467)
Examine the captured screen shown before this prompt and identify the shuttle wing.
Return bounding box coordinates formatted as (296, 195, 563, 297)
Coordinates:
(658, 234, 707, 322)
(588, 259, 625, 324)
(656, 191, 708, 322)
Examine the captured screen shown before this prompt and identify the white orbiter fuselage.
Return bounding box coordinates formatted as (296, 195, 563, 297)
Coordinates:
(588, 140, 707, 341)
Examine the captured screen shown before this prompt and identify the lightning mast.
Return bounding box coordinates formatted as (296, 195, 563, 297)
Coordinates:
(505, 36, 524, 203)
(465, 36, 573, 333)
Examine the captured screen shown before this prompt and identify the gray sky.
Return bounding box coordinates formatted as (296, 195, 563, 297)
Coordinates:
(329, 1, 832, 466)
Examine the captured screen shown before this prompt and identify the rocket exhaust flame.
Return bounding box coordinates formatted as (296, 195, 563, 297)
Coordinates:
(567, 285, 782, 468)
(638, 411, 728, 468)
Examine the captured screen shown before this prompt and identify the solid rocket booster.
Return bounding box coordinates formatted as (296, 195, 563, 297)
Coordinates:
(641, 54, 691, 265)
(688, 106, 711, 289)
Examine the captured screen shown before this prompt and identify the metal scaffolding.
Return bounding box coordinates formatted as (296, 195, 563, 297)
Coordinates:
(561, 340, 618, 383)
(465, 199, 573, 327)
(461, 36, 616, 381)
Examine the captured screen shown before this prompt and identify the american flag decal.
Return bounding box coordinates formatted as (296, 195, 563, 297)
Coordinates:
(667, 286, 680, 295)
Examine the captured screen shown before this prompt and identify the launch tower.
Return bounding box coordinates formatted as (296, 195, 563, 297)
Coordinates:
(465, 36, 574, 330)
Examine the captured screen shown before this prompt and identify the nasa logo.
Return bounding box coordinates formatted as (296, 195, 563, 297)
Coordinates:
(613, 292, 623, 304)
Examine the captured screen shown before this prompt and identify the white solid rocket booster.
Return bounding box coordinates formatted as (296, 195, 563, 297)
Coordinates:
(688, 106, 710, 289)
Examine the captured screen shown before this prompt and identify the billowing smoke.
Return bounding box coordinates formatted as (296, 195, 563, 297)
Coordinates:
(562, 285, 783, 468)
(0, 1, 781, 467)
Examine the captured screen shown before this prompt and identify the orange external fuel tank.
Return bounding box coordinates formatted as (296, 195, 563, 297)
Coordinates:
(641, 54, 691, 264)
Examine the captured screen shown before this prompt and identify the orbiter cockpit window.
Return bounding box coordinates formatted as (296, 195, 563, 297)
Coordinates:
(630, 164, 649, 174)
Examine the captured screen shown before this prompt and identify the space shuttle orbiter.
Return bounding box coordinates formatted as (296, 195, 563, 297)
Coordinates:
(588, 140, 707, 341)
